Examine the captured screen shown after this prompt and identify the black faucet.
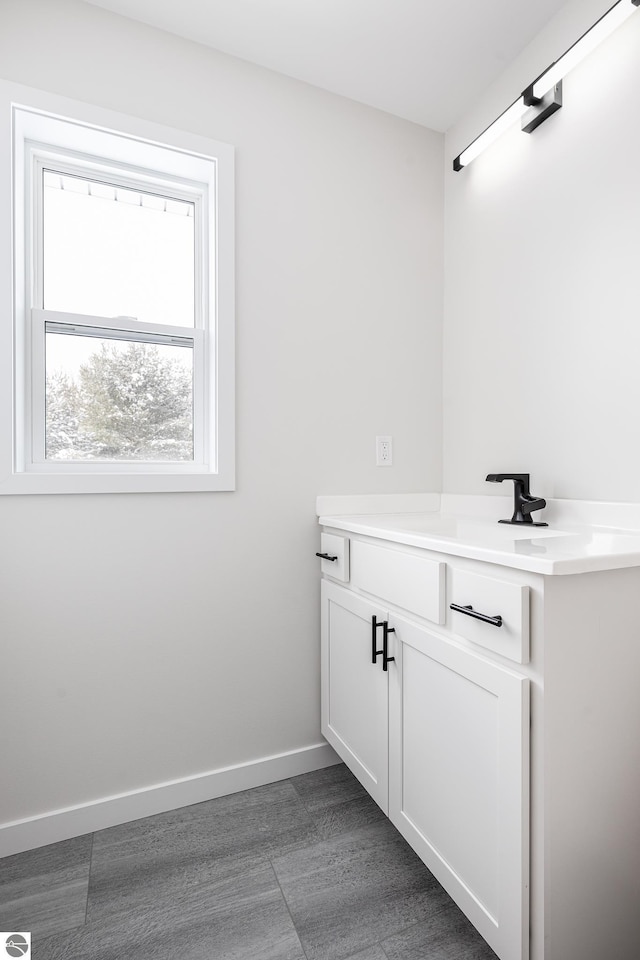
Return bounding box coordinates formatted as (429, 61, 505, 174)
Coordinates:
(485, 473, 548, 526)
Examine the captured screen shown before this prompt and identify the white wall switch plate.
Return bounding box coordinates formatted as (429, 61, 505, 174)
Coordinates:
(376, 436, 393, 466)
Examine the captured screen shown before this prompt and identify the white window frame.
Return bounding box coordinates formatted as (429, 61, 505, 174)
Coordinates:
(0, 81, 235, 494)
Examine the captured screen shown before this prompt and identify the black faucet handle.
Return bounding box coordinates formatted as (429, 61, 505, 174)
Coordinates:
(521, 496, 546, 515)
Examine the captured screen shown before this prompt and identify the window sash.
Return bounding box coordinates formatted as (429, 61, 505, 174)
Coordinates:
(25, 152, 210, 473)
(30, 309, 207, 469)
(31, 153, 207, 327)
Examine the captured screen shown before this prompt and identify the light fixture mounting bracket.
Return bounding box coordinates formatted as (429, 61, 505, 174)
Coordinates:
(521, 80, 563, 134)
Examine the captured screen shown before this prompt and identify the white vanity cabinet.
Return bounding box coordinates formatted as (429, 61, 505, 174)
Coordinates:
(318, 497, 640, 960)
(319, 514, 640, 960)
(320, 540, 531, 960)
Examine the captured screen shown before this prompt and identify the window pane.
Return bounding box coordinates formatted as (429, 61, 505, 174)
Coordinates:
(45, 328, 194, 462)
(43, 171, 195, 326)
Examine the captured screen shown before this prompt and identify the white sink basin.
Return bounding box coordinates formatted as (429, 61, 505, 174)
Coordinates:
(389, 514, 570, 541)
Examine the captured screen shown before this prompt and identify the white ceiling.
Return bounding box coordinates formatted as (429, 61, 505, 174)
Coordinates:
(82, 0, 570, 131)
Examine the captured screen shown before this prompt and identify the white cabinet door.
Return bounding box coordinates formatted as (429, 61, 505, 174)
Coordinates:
(321, 580, 390, 812)
(388, 614, 530, 960)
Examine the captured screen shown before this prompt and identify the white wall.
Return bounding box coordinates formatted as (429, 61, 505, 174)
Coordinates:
(0, 0, 443, 831)
(444, 0, 640, 502)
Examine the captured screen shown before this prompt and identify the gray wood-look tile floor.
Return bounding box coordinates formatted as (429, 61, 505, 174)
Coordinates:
(0, 764, 498, 960)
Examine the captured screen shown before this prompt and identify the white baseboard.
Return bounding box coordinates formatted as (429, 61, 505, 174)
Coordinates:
(0, 742, 341, 858)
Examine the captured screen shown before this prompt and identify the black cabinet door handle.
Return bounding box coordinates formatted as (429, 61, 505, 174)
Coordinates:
(372, 616, 396, 670)
(450, 603, 503, 628)
(316, 552, 338, 561)
(372, 616, 384, 664)
(382, 622, 395, 672)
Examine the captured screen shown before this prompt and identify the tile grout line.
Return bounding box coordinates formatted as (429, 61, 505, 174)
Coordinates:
(84, 831, 95, 926)
(279, 773, 399, 960)
(266, 854, 311, 960)
(267, 791, 396, 960)
(283, 774, 346, 850)
(287, 777, 317, 819)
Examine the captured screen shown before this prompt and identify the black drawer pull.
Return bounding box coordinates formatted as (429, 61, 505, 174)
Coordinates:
(316, 552, 338, 561)
(450, 603, 503, 628)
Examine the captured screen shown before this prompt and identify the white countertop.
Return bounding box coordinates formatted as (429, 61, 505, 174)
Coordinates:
(318, 502, 640, 575)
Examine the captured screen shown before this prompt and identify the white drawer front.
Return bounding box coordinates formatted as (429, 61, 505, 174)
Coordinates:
(350, 540, 445, 624)
(449, 568, 529, 664)
(318, 533, 350, 582)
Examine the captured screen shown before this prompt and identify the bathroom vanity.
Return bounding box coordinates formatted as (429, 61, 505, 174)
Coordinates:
(317, 495, 640, 960)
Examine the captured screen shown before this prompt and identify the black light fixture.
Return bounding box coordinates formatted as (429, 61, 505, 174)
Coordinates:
(453, 0, 640, 172)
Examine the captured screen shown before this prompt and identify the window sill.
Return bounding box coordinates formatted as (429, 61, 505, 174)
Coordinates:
(0, 469, 235, 495)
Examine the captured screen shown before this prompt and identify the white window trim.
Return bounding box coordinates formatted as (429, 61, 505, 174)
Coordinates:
(0, 80, 235, 494)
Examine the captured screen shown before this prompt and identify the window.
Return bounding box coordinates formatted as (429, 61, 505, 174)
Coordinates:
(0, 83, 234, 493)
